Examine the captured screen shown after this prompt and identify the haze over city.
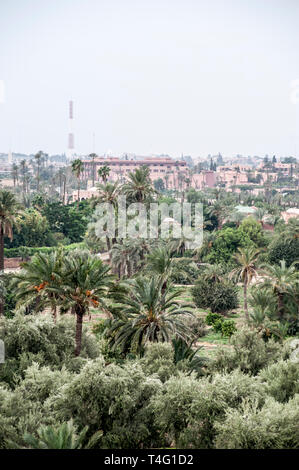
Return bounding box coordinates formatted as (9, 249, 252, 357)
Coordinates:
(1, 0, 299, 158)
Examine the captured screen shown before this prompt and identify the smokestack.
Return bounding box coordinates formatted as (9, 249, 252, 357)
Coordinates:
(67, 100, 75, 158)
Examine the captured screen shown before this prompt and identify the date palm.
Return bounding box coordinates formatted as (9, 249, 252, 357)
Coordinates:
(71, 159, 83, 205)
(12, 163, 19, 187)
(13, 249, 65, 322)
(88, 153, 98, 187)
(94, 181, 120, 207)
(98, 165, 110, 183)
(106, 276, 193, 354)
(56, 251, 114, 356)
(111, 240, 140, 278)
(34, 150, 43, 192)
(230, 247, 261, 321)
(122, 166, 156, 203)
(146, 246, 174, 291)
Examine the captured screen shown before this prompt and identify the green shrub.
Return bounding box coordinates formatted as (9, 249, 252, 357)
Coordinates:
(258, 360, 299, 403)
(205, 312, 223, 326)
(151, 369, 266, 449)
(220, 320, 237, 338)
(141, 343, 177, 382)
(52, 359, 163, 449)
(211, 327, 282, 375)
(0, 314, 100, 385)
(191, 279, 238, 313)
(215, 395, 299, 449)
(268, 238, 299, 268)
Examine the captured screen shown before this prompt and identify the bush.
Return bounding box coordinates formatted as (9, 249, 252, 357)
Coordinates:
(258, 360, 299, 403)
(205, 312, 223, 326)
(268, 238, 299, 268)
(215, 395, 299, 449)
(220, 320, 237, 338)
(192, 279, 239, 313)
(211, 327, 282, 375)
(4, 243, 86, 258)
(151, 369, 266, 448)
(0, 315, 100, 385)
(52, 359, 163, 449)
(141, 343, 177, 382)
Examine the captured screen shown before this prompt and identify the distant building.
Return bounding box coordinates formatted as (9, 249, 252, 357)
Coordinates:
(82, 156, 188, 190)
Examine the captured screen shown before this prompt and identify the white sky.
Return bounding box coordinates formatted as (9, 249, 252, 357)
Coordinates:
(0, 0, 299, 158)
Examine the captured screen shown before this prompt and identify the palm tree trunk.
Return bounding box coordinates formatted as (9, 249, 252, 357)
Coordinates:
(244, 280, 249, 322)
(0, 225, 4, 316)
(75, 306, 84, 356)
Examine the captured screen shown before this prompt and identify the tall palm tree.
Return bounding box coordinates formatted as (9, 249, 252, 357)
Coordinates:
(71, 159, 83, 206)
(12, 163, 19, 187)
(19, 160, 28, 200)
(88, 153, 98, 187)
(0, 190, 21, 314)
(260, 260, 299, 320)
(34, 150, 43, 192)
(106, 276, 193, 354)
(122, 166, 156, 203)
(230, 247, 261, 321)
(56, 251, 114, 356)
(97, 165, 110, 183)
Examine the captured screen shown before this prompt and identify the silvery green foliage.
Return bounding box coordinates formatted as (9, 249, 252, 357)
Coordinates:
(0, 364, 72, 448)
(151, 369, 267, 448)
(214, 395, 299, 449)
(0, 314, 100, 385)
(140, 343, 177, 382)
(258, 360, 299, 403)
(211, 327, 282, 375)
(51, 358, 163, 449)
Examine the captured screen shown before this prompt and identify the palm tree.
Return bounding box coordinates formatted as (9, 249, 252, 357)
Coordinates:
(230, 247, 261, 321)
(206, 201, 230, 229)
(283, 218, 299, 241)
(71, 159, 83, 205)
(88, 153, 98, 187)
(98, 165, 110, 183)
(260, 260, 299, 320)
(146, 246, 175, 292)
(56, 251, 114, 356)
(19, 160, 28, 200)
(12, 163, 19, 187)
(0, 190, 21, 314)
(201, 264, 225, 283)
(21, 421, 90, 449)
(94, 181, 120, 207)
(111, 240, 140, 278)
(122, 166, 156, 203)
(34, 150, 43, 192)
(13, 249, 65, 322)
(106, 276, 193, 354)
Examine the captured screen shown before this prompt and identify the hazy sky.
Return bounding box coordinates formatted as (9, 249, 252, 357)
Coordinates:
(1, 0, 299, 158)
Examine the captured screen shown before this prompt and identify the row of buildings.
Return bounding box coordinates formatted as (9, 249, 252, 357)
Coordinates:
(73, 155, 297, 200)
